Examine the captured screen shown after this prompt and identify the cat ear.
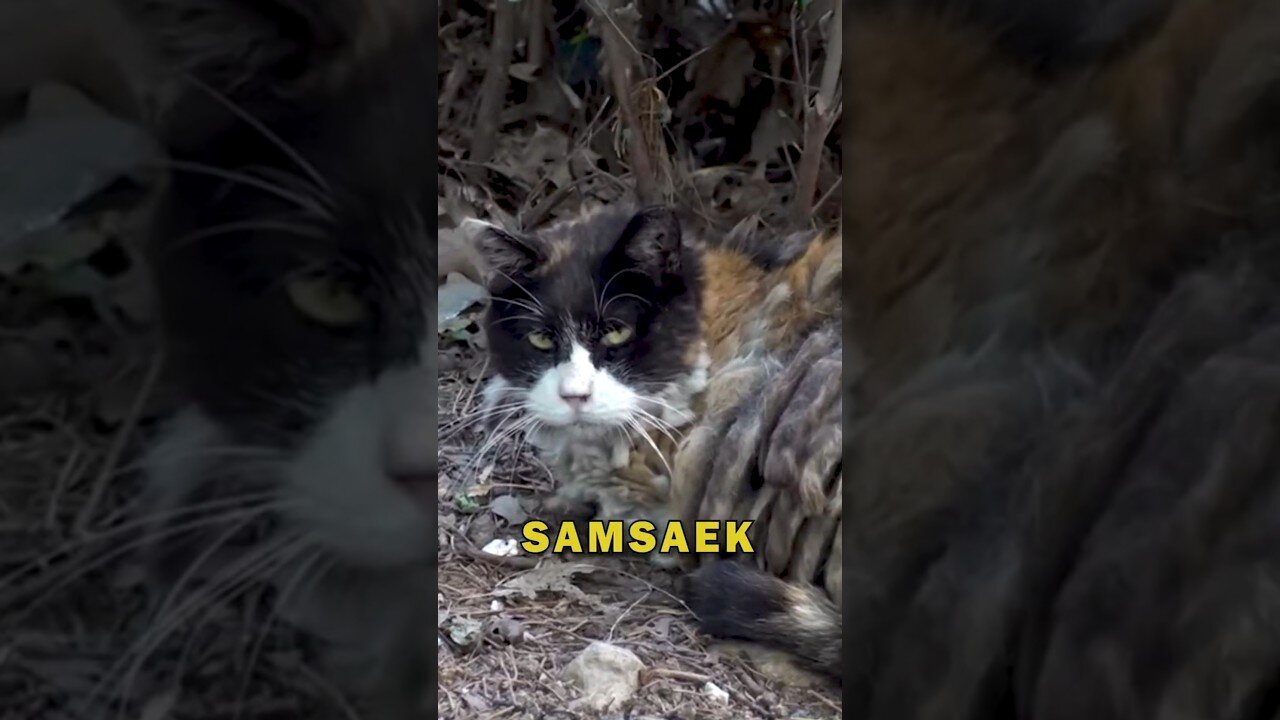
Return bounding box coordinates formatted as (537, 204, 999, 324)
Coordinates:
(462, 218, 546, 281)
(617, 206, 683, 280)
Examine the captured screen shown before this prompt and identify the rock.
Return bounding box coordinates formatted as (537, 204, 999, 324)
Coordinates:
(562, 641, 645, 711)
(481, 537, 519, 557)
(701, 681, 730, 704)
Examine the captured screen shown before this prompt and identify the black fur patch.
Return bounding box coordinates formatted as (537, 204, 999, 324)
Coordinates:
(685, 560, 790, 639)
(480, 205, 705, 390)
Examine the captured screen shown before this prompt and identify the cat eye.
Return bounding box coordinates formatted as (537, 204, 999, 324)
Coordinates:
(602, 325, 633, 346)
(285, 271, 367, 328)
(528, 330, 555, 351)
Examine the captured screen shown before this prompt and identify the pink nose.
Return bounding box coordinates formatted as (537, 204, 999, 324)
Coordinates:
(560, 391, 591, 410)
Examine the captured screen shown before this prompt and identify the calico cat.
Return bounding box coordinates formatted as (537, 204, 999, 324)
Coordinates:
(472, 203, 844, 670)
(473, 206, 710, 539)
(126, 0, 436, 717)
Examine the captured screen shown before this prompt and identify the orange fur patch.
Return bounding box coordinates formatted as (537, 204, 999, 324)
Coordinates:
(700, 234, 840, 368)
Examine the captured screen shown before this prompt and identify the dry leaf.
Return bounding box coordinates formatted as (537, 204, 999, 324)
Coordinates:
(438, 272, 487, 328)
(508, 62, 540, 81)
(490, 495, 528, 524)
(0, 83, 158, 260)
(495, 561, 598, 600)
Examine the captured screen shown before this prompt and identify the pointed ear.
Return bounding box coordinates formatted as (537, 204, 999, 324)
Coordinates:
(616, 206, 683, 280)
(461, 218, 546, 281)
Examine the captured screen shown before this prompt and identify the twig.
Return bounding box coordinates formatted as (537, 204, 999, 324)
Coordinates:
(795, 2, 841, 222)
(587, 0, 660, 203)
(439, 56, 470, 125)
(471, 0, 519, 162)
(642, 667, 714, 685)
(527, 0, 547, 69)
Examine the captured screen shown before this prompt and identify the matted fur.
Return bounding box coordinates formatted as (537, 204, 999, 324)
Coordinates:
(834, 0, 1280, 715)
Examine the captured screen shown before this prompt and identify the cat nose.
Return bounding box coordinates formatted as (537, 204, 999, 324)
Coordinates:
(383, 403, 435, 502)
(560, 390, 592, 410)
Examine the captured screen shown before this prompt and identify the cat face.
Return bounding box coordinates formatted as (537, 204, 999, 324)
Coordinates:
(140, 0, 436, 569)
(476, 207, 707, 437)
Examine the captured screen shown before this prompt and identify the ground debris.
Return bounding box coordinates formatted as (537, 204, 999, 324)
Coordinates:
(562, 641, 645, 711)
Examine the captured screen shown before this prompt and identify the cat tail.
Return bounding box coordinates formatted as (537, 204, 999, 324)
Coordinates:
(684, 560, 842, 680)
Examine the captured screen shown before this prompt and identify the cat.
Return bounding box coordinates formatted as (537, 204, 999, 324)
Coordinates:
(471, 202, 844, 669)
(471, 206, 709, 543)
(124, 0, 436, 717)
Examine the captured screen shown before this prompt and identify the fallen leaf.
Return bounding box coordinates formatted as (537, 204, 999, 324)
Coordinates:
(508, 62, 541, 81)
(438, 272, 487, 329)
(496, 561, 597, 600)
(445, 616, 483, 648)
(462, 692, 492, 712)
(0, 83, 158, 266)
(491, 495, 528, 524)
(438, 225, 485, 284)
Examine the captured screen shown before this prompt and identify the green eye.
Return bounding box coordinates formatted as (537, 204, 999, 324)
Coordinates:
(528, 330, 555, 350)
(602, 325, 633, 346)
(286, 271, 367, 327)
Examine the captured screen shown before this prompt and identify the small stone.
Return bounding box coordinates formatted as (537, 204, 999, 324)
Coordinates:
(562, 641, 645, 711)
(701, 681, 730, 704)
(481, 538, 519, 557)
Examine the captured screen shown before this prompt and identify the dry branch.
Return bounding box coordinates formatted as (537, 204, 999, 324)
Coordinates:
(587, 0, 661, 203)
(472, 0, 519, 162)
(795, 1, 841, 223)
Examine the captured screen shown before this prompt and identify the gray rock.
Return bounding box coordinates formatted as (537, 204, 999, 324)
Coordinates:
(562, 641, 645, 712)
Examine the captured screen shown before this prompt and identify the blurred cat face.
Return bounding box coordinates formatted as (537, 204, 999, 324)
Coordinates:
(142, 1, 438, 569)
